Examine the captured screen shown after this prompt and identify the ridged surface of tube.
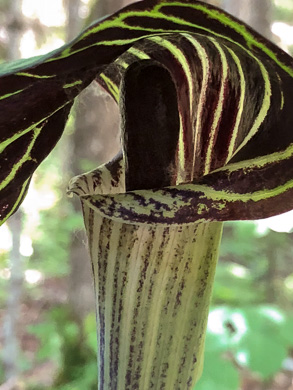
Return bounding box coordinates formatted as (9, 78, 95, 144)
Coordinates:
(82, 200, 222, 389)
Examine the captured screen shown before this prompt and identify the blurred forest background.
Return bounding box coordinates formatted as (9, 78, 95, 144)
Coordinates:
(0, 0, 293, 389)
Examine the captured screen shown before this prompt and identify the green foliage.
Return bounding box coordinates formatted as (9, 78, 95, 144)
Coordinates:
(27, 321, 63, 364)
(196, 305, 293, 389)
(27, 307, 98, 389)
(28, 141, 84, 278)
(197, 221, 293, 388)
(83, 312, 98, 354)
(0, 363, 4, 386)
(30, 210, 70, 277)
(236, 307, 289, 378)
(273, 0, 293, 22)
(53, 361, 98, 390)
(196, 352, 239, 390)
(214, 222, 293, 307)
(26, 303, 293, 389)
(31, 205, 84, 276)
(213, 262, 262, 304)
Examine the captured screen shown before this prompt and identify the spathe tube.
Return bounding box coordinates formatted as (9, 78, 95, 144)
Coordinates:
(68, 158, 223, 389)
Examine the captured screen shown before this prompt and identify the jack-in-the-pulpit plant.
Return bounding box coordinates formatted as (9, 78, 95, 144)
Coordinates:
(1, 0, 293, 388)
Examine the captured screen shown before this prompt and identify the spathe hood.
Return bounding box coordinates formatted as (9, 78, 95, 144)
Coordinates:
(1, 0, 293, 226)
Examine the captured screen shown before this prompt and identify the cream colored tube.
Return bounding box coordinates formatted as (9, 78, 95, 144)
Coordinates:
(69, 160, 223, 389)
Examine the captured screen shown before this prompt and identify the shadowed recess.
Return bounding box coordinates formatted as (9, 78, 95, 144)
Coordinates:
(121, 61, 180, 191)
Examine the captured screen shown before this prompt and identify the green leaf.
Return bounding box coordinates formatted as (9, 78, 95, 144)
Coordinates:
(84, 312, 98, 353)
(279, 314, 293, 346)
(204, 306, 292, 381)
(237, 330, 287, 379)
(196, 352, 239, 390)
(212, 263, 259, 305)
(205, 306, 246, 352)
(223, 306, 290, 379)
(27, 322, 62, 363)
(239, 306, 285, 334)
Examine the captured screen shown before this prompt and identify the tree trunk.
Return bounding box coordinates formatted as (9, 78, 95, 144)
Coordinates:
(87, 0, 129, 22)
(3, 211, 23, 382)
(6, 0, 23, 60)
(2, 0, 24, 383)
(64, 0, 94, 325)
(65, 0, 123, 324)
(223, 0, 272, 40)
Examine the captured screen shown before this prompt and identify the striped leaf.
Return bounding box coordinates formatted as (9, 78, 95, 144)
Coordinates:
(1, 0, 293, 225)
(71, 29, 293, 225)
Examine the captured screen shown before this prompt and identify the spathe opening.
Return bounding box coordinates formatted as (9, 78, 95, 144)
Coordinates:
(120, 60, 180, 191)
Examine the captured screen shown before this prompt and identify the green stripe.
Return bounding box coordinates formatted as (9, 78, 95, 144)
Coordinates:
(177, 118, 186, 183)
(155, 1, 293, 77)
(63, 80, 82, 89)
(127, 47, 151, 60)
(0, 88, 25, 101)
(217, 142, 293, 174)
(183, 34, 209, 179)
(0, 178, 30, 225)
(99, 73, 119, 102)
(42, 3, 293, 80)
(0, 127, 42, 191)
(16, 72, 54, 79)
(204, 37, 228, 174)
(233, 54, 272, 156)
(225, 47, 246, 162)
(0, 101, 70, 154)
(115, 58, 129, 69)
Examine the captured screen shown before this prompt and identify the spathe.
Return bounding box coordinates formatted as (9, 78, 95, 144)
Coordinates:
(0, 0, 293, 225)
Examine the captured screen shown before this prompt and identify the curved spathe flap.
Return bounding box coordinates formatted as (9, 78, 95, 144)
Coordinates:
(69, 143, 293, 225)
